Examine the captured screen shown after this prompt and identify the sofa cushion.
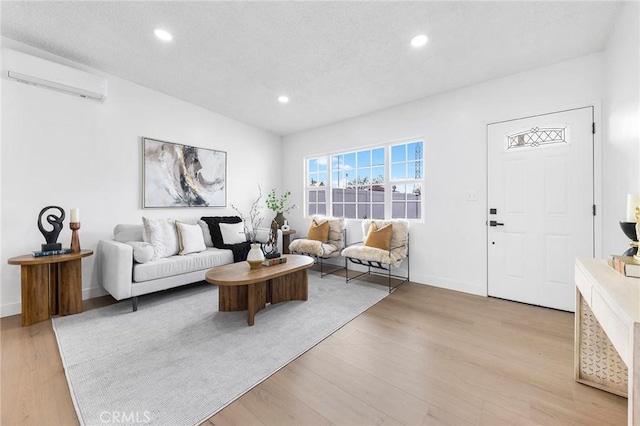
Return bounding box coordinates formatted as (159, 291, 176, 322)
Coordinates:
(133, 248, 233, 282)
(124, 241, 154, 264)
(114, 224, 144, 243)
(176, 221, 207, 255)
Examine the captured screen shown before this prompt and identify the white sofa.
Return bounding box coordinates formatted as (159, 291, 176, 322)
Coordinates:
(96, 220, 282, 311)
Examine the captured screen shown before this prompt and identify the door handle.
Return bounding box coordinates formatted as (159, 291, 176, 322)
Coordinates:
(489, 220, 504, 227)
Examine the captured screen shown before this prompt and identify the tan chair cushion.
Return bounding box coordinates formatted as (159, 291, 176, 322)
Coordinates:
(364, 222, 393, 250)
(307, 219, 330, 241)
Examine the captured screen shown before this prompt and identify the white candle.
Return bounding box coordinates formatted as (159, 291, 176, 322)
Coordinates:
(626, 194, 640, 222)
(70, 208, 80, 223)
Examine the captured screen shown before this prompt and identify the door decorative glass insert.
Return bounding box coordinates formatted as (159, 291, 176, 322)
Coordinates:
(505, 126, 568, 151)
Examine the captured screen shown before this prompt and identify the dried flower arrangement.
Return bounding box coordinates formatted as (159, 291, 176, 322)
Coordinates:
(231, 185, 264, 243)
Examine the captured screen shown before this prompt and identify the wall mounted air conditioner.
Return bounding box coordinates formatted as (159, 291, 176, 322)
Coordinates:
(2, 48, 108, 101)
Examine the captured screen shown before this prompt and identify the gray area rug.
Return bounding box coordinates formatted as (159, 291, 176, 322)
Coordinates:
(53, 270, 388, 426)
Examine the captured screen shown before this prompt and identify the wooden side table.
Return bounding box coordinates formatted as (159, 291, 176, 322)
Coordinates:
(282, 230, 296, 254)
(8, 250, 93, 326)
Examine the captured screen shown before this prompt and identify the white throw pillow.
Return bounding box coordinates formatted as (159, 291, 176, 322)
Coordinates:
(124, 241, 154, 264)
(176, 221, 207, 255)
(219, 222, 246, 245)
(163, 220, 179, 257)
(142, 217, 166, 260)
(142, 217, 179, 260)
(198, 220, 214, 247)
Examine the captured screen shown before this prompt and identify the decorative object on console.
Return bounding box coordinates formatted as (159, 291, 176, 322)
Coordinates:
(618, 196, 640, 257)
(266, 188, 296, 228)
(69, 208, 81, 253)
(281, 219, 290, 232)
(619, 221, 639, 257)
(608, 255, 640, 278)
(625, 194, 640, 222)
(143, 137, 226, 208)
(636, 206, 640, 262)
(37, 205, 65, 251)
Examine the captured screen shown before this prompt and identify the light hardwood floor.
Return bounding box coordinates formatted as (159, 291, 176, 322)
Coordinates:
(1, 278, 627, 425)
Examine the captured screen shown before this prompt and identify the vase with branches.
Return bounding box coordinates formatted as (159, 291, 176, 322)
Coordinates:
(266, 189, 296, 228)
(231, 185, 264, 243)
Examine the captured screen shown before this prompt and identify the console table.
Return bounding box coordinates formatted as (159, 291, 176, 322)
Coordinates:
(8, 250, 93, 326)
(575, 258, 639, 425)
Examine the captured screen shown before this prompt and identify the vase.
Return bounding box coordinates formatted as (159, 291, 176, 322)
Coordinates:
(246, 243, 265, 269)
(274, 212, 286, 228)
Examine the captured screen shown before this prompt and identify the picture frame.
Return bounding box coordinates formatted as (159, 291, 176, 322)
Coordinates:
(142, 137, 227, 208)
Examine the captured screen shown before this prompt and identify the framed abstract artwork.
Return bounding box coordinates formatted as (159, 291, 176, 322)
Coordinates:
(142, 137, 227, 208)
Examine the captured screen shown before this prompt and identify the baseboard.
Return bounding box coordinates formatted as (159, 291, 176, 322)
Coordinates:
(83, 286, 108, 299)
(0, 301, 21, 318)
(409, 273, 487, 297)
(0, 286, 108, 318)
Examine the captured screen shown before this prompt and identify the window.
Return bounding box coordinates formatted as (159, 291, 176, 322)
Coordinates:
(305, 140, 424, 220)
(306, 157, 327, 216)
(390, 141, 423, 219)
(331, 148, 385, 219)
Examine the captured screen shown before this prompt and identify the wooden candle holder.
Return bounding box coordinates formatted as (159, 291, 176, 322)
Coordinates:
(70, 222, 81, 253)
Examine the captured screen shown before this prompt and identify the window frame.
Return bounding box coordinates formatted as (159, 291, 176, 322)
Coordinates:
(304, 138, 425, 222)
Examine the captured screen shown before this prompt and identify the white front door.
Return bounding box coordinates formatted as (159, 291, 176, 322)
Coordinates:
(487, 107, 594, 312)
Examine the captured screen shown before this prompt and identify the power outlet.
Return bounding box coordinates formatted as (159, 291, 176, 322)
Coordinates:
(466, 191, 478, 201)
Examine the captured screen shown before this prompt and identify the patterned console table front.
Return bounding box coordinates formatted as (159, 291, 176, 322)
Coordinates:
(575, 258, 639, 426)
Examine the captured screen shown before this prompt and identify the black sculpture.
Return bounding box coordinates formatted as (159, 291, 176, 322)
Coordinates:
(263, 219, 281, 259)
(38, 206, 65, 251)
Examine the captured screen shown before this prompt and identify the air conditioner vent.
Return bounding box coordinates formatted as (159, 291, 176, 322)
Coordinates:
(2, 48, 108, 102)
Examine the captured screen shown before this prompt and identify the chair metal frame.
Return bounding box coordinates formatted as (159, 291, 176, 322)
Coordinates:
(344, 234, 409, 293)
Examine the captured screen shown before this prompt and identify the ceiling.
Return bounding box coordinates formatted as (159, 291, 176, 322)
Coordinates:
(1, 1, 623, 136)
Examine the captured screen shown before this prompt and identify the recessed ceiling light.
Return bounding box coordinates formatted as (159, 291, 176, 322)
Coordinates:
(154, 28, 173, 42)
(278, 95, 289, 104)
(411, 34, 428, 48)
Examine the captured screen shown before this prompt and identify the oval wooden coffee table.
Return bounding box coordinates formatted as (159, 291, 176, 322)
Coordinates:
(205, 254, 314, 326)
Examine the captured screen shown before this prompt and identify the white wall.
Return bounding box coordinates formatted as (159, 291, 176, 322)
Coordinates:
(283, 54, 603, 296)
(1, 39, 282, 317)
(602, 1, 640, 257)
